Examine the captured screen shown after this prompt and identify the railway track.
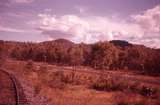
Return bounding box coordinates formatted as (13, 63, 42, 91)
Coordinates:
(0, 69, 29, 105)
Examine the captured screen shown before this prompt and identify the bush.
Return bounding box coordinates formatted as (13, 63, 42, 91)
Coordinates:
(38, 70, 49, 84)
(139, 86, 158, 97)
(26, 60, 34, 69)
(0, 56, 6, 68)
(37, 65, 48, 79)
(113, 93, 147, 105)
(91, 76, 129, 91)
(34, 84, 42, 96)
(48, 71, 66, 89)
(90, 75, 159, 99)
(24, 60, 34, 74)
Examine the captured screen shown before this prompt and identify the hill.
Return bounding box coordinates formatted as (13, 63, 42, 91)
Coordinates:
(0, 39, 160, 75)
(109, 40, 132, 47)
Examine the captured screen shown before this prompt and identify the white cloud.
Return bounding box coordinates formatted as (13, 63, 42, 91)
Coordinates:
(0, 25, 25, 32)
(74, 6, 88, 14)
(36, 5, 160, 48)
(44, 8, 52, 12)
(37, 14, 142, 43)
(133, 5, 160, 35)
(132, 5, 160, 48)
(13, 0, 34, 3)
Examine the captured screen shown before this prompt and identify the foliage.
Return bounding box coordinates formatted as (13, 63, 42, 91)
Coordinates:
(0, 39, 160, 75)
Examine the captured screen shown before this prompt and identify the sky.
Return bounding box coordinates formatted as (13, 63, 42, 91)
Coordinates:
(0, 0, 160, 48)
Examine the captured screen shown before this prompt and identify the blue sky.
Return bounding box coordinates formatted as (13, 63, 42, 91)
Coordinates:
(0, 0, 160, 48)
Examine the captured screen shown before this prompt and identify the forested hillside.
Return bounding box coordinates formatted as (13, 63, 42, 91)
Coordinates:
(0, 39, 160, 75)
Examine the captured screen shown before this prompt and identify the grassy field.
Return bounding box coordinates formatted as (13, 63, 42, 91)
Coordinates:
(1, 59, 160, 105)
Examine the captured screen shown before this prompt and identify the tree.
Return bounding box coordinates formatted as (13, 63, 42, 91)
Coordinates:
(68, 45, 85, 66)
(90, 42, 119, 70)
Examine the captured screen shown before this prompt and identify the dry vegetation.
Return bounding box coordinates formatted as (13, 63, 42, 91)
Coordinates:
(1, 59, 160, 105)
(0, 38, 160, 105)
(0, 39, 160, 76)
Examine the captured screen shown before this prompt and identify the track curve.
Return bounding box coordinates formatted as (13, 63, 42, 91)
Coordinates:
(0, 69, 29, 105)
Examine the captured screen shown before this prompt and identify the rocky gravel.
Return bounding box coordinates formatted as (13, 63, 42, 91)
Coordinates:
(8, 70, 53, 105)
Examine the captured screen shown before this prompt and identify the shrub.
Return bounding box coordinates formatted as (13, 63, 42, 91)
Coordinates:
(91, 76, 129, 91)
(37, 65, 48, 80)
(0, 56, 6, 68)
(25, 60, 34, 69)
(139, 86, 158, 97)
(34, 84, 42, 96)
(48, 71, 66, 89)
(24, 60, 34, 74)
(113, 93, 147, 105)
(90, 75, 159, 100)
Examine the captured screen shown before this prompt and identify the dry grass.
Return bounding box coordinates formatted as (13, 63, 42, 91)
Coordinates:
(89, 72, 160, 99)
(2, 59, 160, 105)
(113, 92, 160, 105)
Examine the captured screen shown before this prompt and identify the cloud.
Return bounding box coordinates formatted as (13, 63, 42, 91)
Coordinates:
(36, 5, 160, 48)
(37, 14, 141, 43)
(0, 0, 10, 12)
(41, 30, 73, 39)
(74, 6, 88, 14)
(133, 5, 160, 35)
(12, 0, 34, 3)
(0, 0, 10, 6)
(0, 25, 25, 33)
(0, 0, 34, 13)
(0, 0, 33, 9)
(131, 5, 160, 48)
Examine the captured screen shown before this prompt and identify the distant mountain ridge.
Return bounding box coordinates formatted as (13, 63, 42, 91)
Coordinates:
(109, 40, 132, 47)
(39, 38, 75, 48)
(41, 38, 73, 44)
(0, 39, 156, 49)
(0, 38, 160, 75)
(39, 39, 147, 49)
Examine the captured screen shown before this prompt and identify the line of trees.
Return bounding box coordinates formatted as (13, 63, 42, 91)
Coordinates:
(0, 39, 160, 75)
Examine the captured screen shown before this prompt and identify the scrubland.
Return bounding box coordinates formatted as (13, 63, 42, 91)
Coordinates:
(1, 59, 160, 105)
